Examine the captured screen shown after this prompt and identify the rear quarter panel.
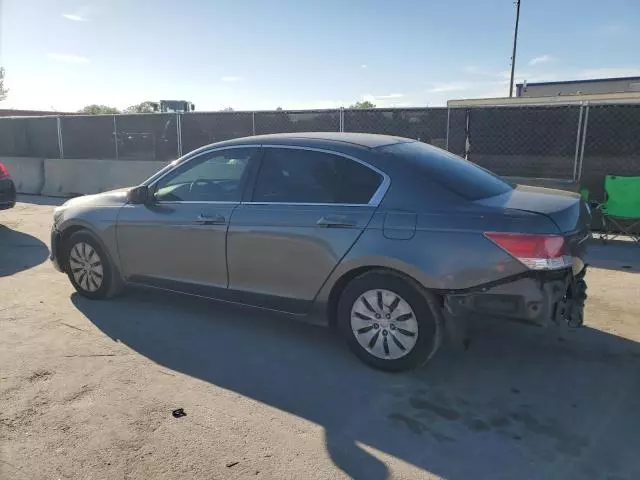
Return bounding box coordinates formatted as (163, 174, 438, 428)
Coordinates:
(310, 208, 550, 323)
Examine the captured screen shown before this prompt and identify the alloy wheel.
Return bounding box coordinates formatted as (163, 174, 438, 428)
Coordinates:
(69, 242, 104, 293)
(350, 289, 419, 360)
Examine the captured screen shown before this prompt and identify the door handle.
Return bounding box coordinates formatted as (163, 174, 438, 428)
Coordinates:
(316, 215, 356, 228)
(195, 213, 226, 225)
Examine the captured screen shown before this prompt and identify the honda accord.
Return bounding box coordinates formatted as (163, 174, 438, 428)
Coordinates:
(50, 133, 590, 371)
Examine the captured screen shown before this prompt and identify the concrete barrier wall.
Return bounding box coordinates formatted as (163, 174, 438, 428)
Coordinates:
(41, 159, 169, 197)
(0, 157, 45, 194)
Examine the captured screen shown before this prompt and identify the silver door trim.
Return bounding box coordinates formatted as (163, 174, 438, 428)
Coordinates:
(153, 201, 240, 205)
(242, 202, 372, 207)
(252, 144, 391, 207)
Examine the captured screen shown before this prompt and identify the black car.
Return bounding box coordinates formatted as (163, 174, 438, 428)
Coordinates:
(0, 162, 17, 210)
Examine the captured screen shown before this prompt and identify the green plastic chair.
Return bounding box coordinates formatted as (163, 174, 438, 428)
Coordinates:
(600, 175, 640, 244)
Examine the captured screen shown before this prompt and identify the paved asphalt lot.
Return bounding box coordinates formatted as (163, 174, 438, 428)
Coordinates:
(1, 195, 639, 480)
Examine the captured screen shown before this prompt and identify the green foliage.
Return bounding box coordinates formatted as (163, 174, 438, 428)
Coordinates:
(350, 100, 376, 109)
(0, 67, 8, 101)
(124, 101, 157, 113)
(79, 104, 120, 115)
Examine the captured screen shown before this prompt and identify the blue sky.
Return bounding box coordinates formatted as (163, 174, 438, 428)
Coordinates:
(1, 0, 639, 111)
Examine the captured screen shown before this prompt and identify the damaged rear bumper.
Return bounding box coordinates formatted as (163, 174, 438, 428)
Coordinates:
(444, 265, 588, 328)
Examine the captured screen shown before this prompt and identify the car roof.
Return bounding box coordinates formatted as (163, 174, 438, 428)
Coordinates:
(213, 132, 414, 150)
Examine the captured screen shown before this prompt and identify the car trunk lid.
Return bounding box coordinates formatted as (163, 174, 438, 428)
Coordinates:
(477, 184, 591, 271)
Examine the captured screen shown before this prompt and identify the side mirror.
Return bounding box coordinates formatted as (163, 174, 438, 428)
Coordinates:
(127, 185, 151, 205)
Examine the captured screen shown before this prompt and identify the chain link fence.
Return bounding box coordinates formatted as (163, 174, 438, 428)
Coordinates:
(579, 104, 640, 199)
(254, 110, 340, 135)
(460, 105, 582, 180)
(0, 105, 638, 192)
(343, 108, 447, 148)
(0, 116, 59, 157)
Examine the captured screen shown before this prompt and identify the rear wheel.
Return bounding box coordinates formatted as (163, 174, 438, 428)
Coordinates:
(64, 231, 121, 300)
(337, 270, 442, 371)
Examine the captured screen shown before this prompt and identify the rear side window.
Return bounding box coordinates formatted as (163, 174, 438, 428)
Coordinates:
(383, 141, 512, 200)
(252, 148, 382, 204)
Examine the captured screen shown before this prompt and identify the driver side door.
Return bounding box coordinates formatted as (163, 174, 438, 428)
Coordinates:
(116, 146, 261, 293)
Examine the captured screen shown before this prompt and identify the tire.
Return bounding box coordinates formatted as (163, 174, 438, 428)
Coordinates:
(337, 269, 443, 372)
(64, 230, 122, 300)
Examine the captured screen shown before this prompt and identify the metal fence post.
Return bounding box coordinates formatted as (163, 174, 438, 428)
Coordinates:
(445, 107, 451, 151)
(252, 111, 256, 135)
(577, 103, 590, 182)
(339, 107, 345, 132)
(571, 104, 584, 182)
(113, 115, 119, 160)
(464, 109, 471, 160)
(56, 116, 64, 159)
(176, 113, 183, 157)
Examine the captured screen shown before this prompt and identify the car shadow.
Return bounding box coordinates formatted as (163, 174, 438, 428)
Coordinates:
(586, 238, 640, 272)
(72, 288, 640, 479)
(0, 225, 49, 277)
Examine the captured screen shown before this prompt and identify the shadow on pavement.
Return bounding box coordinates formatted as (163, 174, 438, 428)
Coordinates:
(73, 289, 640, 479)
(15, 194, 67, 207)
(0, 224, 49, 277)
(586, 239, 640, 272)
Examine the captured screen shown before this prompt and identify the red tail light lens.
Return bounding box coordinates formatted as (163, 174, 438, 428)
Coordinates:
(485, 232, 570, 270)
(0, 162, 9, 180)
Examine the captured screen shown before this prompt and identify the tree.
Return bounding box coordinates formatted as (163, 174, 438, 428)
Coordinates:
(220, 107, 234, 112)
(0, 67, 8, 101)
(350, 100, 376, 109)
(124, 101, 157, 113)
(79, 104, 120, 114)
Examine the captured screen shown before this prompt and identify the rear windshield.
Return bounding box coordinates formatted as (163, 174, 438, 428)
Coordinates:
(383, 141, 513, 200)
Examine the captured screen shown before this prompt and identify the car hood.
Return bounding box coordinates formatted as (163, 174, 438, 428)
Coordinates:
(476, 184, 590, 233)
(61, 187, 132, 208)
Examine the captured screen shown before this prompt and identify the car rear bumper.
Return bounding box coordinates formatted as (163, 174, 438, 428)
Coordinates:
(0, 178, 16, 210)
(444, 265, 588, 328)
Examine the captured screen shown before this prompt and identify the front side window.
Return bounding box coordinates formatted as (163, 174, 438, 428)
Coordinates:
(252, 148, 382, 204)
(154, 148, 254, 202)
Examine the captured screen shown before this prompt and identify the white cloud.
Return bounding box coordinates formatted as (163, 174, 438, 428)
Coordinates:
(62, 13, 87, 21)
(48, 53, 89, 63)
(529, 54, 555, 66)
(463, 65, 497, 77)
(361, 64, 367, 68)
(375, 93, 404, 99)
(427, 82, 469, 93)
(61, 6, 97, 22)
(221, 76, 242, 82)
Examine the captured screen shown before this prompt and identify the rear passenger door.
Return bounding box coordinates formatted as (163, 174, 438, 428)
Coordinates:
(226, 146, 387, 313)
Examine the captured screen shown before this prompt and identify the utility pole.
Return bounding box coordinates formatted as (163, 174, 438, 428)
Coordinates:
(509, 0, 521, 97)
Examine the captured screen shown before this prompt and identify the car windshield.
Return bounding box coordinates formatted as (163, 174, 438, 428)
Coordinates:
(383, 141, 513, 200)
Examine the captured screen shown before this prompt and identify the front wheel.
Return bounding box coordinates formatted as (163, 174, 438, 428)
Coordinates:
(337, 270, 442, 372)
(64, 230, 121, 300)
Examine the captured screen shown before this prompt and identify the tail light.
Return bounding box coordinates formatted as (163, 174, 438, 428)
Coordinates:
(0, 162, 9, 180)
(484, 232, 571, 270)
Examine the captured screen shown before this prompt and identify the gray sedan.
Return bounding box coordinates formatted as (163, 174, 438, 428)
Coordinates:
(50, 133, 590, 371)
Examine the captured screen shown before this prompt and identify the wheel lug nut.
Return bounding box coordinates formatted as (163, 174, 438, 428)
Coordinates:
(375, 314, 380, 319)
(373, 323, 379, 329)
(390, 324, 396, 330)
(382, 330, 388, 336)
(385, 314, 390, 319)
